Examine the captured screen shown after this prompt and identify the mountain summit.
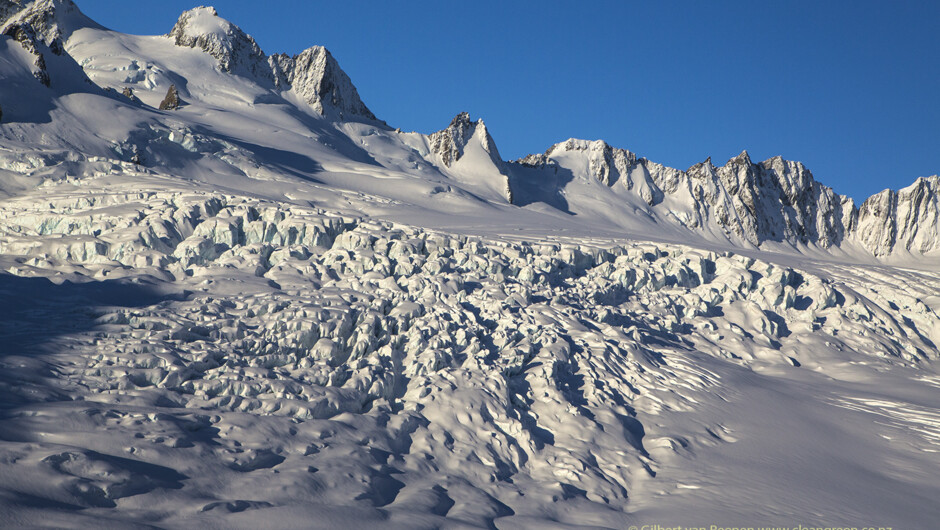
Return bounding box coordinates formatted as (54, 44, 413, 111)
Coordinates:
(270, 46, 375, 120)
(169, 6, 272, 82)
(167, 5, 375, 120)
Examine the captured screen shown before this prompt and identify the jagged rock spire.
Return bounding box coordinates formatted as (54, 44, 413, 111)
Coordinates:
(429, 112, 505, 168)
(158, 84, 181, 110)
(166, 5, 375, 120)
(429, 112, 476, 167)
(168, 6, 273, 82)
(428, 112, 513, 202)
(270, 46, 376, 120)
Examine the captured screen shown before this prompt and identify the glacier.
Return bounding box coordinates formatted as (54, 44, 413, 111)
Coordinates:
(0, 1, 939, 528)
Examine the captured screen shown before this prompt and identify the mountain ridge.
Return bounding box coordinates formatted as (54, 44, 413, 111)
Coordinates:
(0, 0, 937, 259)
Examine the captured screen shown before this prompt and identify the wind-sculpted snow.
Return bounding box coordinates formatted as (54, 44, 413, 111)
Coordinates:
(1, 169, 939, 526)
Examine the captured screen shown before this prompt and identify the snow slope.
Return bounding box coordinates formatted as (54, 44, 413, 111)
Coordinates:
(1, 1, 939, 528)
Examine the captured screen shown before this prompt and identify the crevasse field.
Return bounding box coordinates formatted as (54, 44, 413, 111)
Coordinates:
(0, 2, 938, 529)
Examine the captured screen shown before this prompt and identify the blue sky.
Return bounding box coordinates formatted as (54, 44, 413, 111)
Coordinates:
(79, 1, 939, 202)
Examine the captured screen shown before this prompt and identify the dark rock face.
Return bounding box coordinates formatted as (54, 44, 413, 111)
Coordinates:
(428, 112, 475, 168)
(121, 86, 141, 104)
(158, 84, 180, 110)
(0, 101, 3, 123)
(168, 6, 273, 83)
(857, 176, 940, 256)
(269, 46, 376, 120)
(428, 112, 514, 203)
(2, 22, 50, 85)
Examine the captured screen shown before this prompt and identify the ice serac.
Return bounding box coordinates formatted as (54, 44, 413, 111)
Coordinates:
(857, 175, 940, 256)
(168, 6, 273, 83)
(270, 46, 376, 120)
(429, 112, 513, 202)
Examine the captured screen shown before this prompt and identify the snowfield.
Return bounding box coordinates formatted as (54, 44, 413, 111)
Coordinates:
(1, 1, 939, 528)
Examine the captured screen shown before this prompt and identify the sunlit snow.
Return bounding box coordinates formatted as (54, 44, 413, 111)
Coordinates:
(0, 1, 938, 528)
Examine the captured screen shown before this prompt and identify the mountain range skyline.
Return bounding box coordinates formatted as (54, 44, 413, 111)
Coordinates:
(75, 0, 940, 202)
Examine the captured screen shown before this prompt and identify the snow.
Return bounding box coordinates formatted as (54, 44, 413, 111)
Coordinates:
(0, 1, 939, 528)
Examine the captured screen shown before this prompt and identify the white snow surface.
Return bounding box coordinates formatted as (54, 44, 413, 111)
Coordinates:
(1, 1, 939, 528)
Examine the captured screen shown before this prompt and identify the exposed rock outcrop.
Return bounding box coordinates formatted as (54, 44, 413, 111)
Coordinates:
(166, 6, 375, 120)
(270, 46, 375, 120)
(429, 112, 513, 202)
(121, 86, 141, 104)
(429, 112, 478, 168)
(168, 6, 273, 83)
(158, 84, 180, 110)
(524, 141, 858, 248)
(857, 176, 940, 256)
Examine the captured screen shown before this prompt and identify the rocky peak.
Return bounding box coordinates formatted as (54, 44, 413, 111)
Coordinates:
(685, 158, 719, 190)
(1, 0, 95, 45)
(857, 175, 940, 256)
(168, 6, 272, 82)
(2, 0, 73, 44)
(688, 156, 715, 172)
(719, 151, 857, 247)
(544, 139, 640, 188)
(427, 112, 512, 203)
(165, 7, 375, 120)
(727, 150, 752, 168)
(271, 46, 375, 120)
(429, 112, 501, 168)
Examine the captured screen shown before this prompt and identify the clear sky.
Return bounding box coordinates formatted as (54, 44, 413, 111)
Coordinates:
(78, 1, 939, 202)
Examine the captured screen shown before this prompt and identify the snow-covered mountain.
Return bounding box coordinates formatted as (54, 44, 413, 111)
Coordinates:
(1, 0, 936, 258)
(512, 141, 861, 249)
(857, 175, 940, 256)
(1, 1, 939, 528)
